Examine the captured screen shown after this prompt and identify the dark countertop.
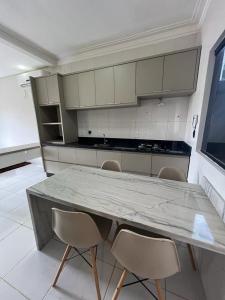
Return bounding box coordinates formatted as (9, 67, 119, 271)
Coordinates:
(43, 137, 191, 157)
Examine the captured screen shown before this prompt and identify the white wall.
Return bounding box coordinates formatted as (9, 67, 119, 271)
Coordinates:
(185, 0, 225, 299)
(186, 0, 225, 196)
(78, 97, 189, 140)
(0, 75, 39, 147)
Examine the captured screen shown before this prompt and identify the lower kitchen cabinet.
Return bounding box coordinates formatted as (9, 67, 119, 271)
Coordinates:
(151, 154, 189, 176)
(76, 149, 97, 167)
(42, 146, 190, 177)
(97, 150, 122, 167)
(42, 146, 59, 161)
(58, 147, 76, 163)
(44, 160, 71, 174)
(121, 152, 151, 175)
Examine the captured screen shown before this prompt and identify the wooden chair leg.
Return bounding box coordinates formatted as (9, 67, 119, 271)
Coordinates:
(155, 279, 164, 300)
(90, 246, 101, 300)
(112, 269, 128, 300)
(52, 244, 72, 287)
(187, 244, 197, 271)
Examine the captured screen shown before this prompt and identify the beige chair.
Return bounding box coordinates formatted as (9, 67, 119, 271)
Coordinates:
(52, 208, 112, 300)
(111, 227, 181, 300)
(101, 160, 122, 172)
(158, 167, 186, 182)
(158, 167, 197, 271)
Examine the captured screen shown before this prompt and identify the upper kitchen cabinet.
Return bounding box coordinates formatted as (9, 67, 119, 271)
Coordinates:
(46, 75, 61, 104)
(78, 71, 96, 107)
(35, 77, 48, 105)
(35, 75, 61, 105)
(63, 74, 80, 109)
(163, 49, 199, 94)
(114, 62, 137, 105)
(95, 67, 115, 106)
(136, 57, 164, 96)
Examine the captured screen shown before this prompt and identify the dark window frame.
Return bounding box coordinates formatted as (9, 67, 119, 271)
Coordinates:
(201, 36, 225, 170)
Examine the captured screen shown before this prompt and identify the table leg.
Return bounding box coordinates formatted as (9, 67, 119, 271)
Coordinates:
(27, 192, 54, 250)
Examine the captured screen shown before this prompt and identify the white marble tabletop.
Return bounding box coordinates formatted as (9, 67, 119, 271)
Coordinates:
(27, 165, 225, 255)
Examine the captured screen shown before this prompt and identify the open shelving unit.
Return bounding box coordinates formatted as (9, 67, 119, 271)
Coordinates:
(30, 75, 78, 145)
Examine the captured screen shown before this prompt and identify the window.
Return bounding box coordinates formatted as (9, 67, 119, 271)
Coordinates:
(201, 38, 225, 170)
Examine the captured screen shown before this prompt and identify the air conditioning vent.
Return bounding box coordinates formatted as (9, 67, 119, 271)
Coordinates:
(17, 70, 50, 87)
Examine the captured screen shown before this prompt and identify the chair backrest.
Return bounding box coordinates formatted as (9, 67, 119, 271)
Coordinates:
(101, 160, 122, 172)
(158, 167, 186, 182)
(111, 229, 181, 280)
(52, 208, 103, 248)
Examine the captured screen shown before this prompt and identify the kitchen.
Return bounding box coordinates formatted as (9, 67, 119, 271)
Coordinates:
(0, 1, 225, 300)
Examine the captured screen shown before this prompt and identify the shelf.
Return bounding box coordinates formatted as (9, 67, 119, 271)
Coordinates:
(46, 139, 64, 144)
(42, 122, 62, 126)
(39, 104, 60, 107)
(39, 105, 61, 124)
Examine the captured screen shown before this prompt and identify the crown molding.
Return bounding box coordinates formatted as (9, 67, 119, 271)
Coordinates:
(198, 0, 212, 25)
(0, 23, 58, 65)
(59, 23, 200, 65)
(59, 0, 209, 65)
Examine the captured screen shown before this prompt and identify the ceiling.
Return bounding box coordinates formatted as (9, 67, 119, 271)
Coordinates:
(0, 0, 207, 77)
(0, 41, 46, 77)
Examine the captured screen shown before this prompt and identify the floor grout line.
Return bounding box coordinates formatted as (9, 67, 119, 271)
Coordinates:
(1, 278, 31, 300)
(2, 247, 35, 280)
(103, 260, 117, 300)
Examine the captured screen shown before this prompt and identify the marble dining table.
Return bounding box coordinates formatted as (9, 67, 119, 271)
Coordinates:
(27, 165, 225, 255)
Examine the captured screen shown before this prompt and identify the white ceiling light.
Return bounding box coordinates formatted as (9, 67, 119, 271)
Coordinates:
(17, 64, 29, 70)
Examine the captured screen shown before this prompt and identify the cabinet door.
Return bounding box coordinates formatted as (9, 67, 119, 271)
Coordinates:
(42, 146, 59, 161)
(95, 67, 115, 106)
(136, 57, 163, 95)
(121, 152, 151, 175)
(75, 149, 97, 167)
(114, 63, 136, 104)
(35, 77, 48, 105)
(151, 154, 189, 176)
(63, 74, 79, 108)
(163, 49, 198, 92)
(78, 71, 96, 107)
(46, 75, 60, 104)
(96, 150, 122, 168)
(58, 147, 76, 163)
(44, 160, 71, 174)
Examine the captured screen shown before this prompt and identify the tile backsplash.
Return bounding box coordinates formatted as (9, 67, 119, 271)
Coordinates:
(77, 97, 189, 140)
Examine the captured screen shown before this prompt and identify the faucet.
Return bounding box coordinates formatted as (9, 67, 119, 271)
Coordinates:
(103, 134, 108, 145)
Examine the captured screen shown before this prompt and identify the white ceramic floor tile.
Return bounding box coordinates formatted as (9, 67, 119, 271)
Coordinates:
(0, 215, 20, 241)
(0, 193, 26, 213)
(0, 279, 28, 300)
(0, 189, 12, 200)
(166, 291, 186, 300)
(4, 203, 31, 224)
(44, 251, 114, 300)
(104, 267, 163, 300)
(166, 246, 206, 300)
(0, 226, 35, 277)
(95, 241, 117, 268)
(5, 239, 67, 300)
